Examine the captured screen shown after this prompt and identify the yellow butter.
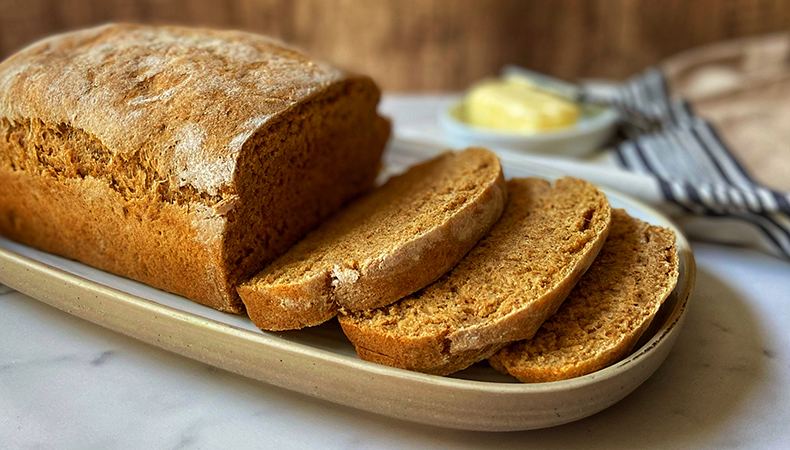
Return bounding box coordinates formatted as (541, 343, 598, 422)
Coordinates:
(461, 76, 579, 133)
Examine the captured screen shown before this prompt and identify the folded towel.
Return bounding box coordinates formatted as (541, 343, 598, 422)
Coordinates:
(581, 68, 790, 259)
(383, 64, 789, 259)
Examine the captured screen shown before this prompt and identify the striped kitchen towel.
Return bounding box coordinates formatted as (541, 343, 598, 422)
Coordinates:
(582, 68, 790, 259)
(384, 66, 789, 260)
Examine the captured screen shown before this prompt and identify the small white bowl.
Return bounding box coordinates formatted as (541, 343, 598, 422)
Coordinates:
(439, 98, 619, 157)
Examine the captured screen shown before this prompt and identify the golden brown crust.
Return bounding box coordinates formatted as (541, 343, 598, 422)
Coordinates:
(339, 177, 612, 376)
(0, 169, 231, 306)
(343, 324, 503, 376)
(0, 24, 389, 311)
(241, 272, 337, 330)
(237, 148, 507, 330)
(489, 209, 680, 382)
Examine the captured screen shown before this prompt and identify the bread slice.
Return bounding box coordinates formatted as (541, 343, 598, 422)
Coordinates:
(237, 148, 507, 331)
(488, 209, 679, 382)
(339, 177, 612, 376)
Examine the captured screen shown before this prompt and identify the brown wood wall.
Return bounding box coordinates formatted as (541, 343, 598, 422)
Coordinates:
(1, 0, 788, 91)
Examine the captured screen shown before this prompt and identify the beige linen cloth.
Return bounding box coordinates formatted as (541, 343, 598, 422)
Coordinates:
(665, 33, 789, 192)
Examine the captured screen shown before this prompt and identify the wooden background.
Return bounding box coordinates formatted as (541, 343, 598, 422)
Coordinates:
(0, 0, 788, 91)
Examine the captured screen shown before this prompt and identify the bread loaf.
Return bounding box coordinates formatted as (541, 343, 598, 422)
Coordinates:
(0, 24, 390, 312)
(488, 209, 679, 382)
(339, 177, 612, 375)
(237, 148, 507, 330)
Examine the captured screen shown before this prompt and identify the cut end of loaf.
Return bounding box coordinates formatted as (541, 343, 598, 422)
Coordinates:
(339, 176, 612, 375)
(237, 147, 507, 331)
(489, 208, 680, 383)
(221, 77, 390, 308)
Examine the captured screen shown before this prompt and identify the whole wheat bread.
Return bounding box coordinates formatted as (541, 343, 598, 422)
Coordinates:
(237, 148, 507, 331)
(488, 209, 679, 382)
(339, 177, 612, 375)
(0, 24, 389, 312)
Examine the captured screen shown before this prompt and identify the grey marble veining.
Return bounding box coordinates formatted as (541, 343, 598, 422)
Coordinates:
(0, 350, 115, 371)
(0, 283, 13, 295)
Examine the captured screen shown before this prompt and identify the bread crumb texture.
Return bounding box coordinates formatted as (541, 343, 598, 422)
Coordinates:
(339, 177, 612, 375)
(489, 209, 679, 382)
(238, 148, 507, 330)
(0, 24, 389, 312)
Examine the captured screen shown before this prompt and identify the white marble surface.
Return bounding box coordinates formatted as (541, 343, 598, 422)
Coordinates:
(1, 96, 789, 449)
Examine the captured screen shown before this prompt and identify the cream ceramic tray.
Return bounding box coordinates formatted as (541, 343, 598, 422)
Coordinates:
(0, 139, 695, 432)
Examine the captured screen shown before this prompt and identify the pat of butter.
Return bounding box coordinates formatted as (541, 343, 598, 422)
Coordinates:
(461, 76, 580, 133)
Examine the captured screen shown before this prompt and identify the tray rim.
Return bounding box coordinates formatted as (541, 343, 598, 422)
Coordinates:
(0, 139, 696, 431)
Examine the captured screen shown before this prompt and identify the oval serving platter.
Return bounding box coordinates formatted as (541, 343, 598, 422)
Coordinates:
(0, 138, 695, 432)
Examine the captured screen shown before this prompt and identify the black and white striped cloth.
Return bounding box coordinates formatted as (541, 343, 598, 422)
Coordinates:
(582, 69, 790, 260)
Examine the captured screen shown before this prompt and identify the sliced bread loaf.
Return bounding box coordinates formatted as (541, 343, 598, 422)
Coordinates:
(339, 177, 612, 375)
(237, 148, 507, 331)
(488, 209, 679, 382)
(0, 24, 390, 313)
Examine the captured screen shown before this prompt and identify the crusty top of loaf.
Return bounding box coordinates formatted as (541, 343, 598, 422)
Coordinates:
(0, 23, 346, 196)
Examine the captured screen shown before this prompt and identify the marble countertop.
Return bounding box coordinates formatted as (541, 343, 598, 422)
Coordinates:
(1, 96, 789, 449)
